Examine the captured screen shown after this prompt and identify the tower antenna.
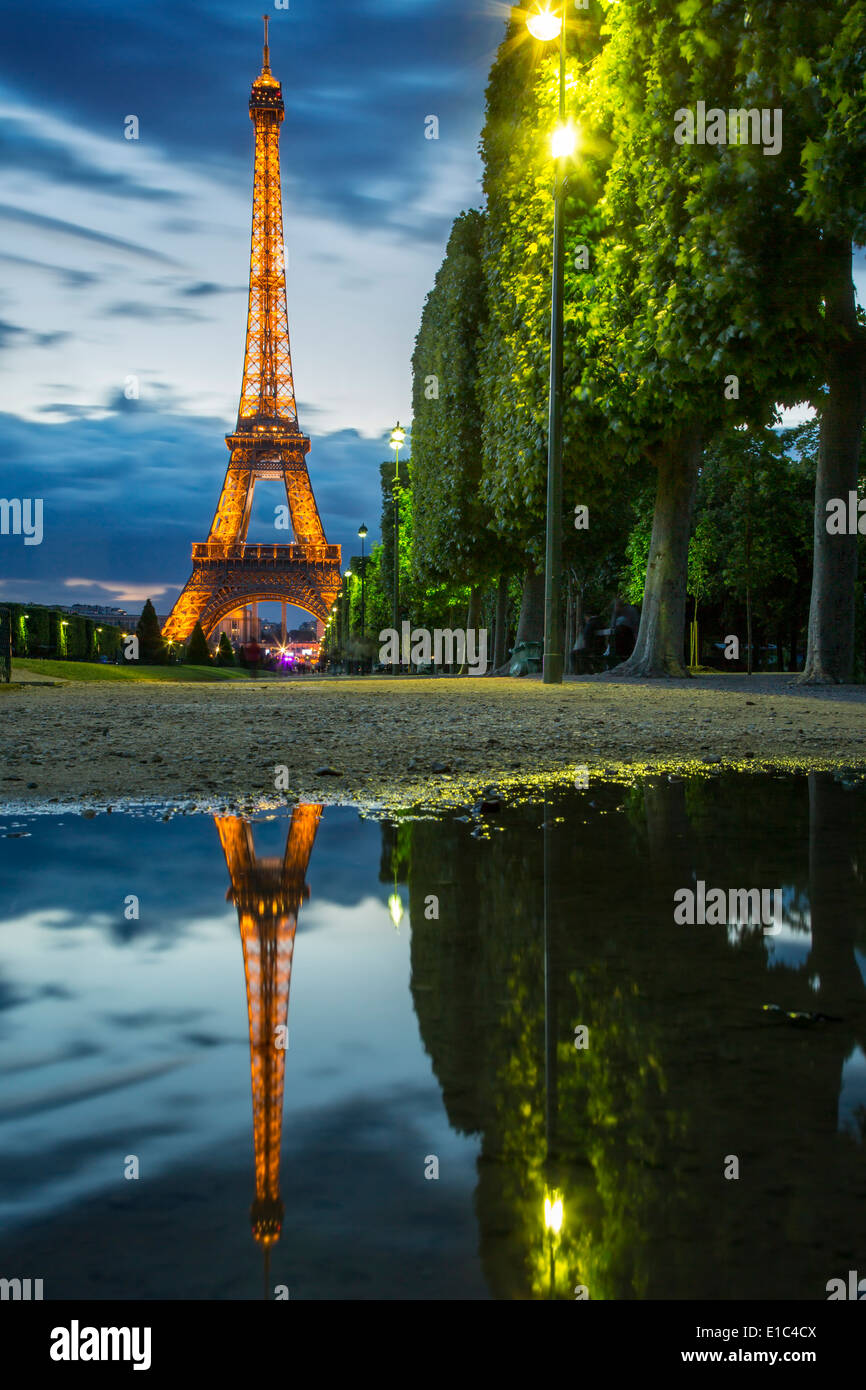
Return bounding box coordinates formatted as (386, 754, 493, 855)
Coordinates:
(263, 14, 270, 72)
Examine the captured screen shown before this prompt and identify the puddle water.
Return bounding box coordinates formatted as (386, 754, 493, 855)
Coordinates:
(0, 770, 864, 1300)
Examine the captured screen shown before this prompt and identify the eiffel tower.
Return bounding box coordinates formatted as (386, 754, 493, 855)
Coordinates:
(163, 20, 341, 644)
(216, 805, 322, 1287)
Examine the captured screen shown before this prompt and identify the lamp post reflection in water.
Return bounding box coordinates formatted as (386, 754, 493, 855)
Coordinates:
(215, 804, 323, 1298)
(542, 797, 565, 1297)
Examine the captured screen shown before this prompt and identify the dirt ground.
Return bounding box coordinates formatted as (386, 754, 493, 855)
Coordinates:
(1, 671, 865, 814)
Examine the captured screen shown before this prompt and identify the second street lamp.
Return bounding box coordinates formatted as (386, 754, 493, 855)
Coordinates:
(389, 423, 406, 670)
(343, 569, 352, 672)
(358, 523, 368, 672)
(526, 2, 574, 686)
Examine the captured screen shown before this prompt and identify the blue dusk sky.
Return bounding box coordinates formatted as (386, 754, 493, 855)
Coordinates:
(0, 0, 508, 617)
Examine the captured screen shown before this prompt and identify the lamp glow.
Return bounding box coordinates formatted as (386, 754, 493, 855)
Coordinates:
(389, 424, 406, 451)
(526, 7, 562, 41)
(552, 123, 577, 160)
(543, 1190, 564, 1234)
(388, 892, 404, 928)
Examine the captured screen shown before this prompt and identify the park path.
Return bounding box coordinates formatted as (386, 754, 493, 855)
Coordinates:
(0, 673, 864, 811)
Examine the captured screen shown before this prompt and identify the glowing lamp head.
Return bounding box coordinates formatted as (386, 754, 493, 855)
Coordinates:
(358, 523, 368, 540)
(390, 423, 406, 451)
(552, 123, 577, 160)
(388, 892, 404, 929)
(543, 1190, 564, 1234)
(526, 7, 562, 41)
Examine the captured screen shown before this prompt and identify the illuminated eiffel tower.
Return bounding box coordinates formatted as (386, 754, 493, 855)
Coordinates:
(164, 19, 341, 644)
(215, 805, 322, 1285)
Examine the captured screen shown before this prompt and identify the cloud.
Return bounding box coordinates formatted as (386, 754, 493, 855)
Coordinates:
(63, 579, 173, 603)
(0, 319, 26, 350)
(0, 0, 497, 241)
(0, 203, 179, 263)
(180, 280, 245, 297)
(0, 253, 101, 289)
(0, 319, 70, 352)
(103, 299, 206, 322)
(0, 118, 183, 203)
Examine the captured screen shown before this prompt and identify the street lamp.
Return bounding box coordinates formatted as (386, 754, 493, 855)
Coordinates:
(343, 568, 353, 672)
(358, 523, 368, 672)
(526, 1, 573, 685)
(389, 424, 405, 657)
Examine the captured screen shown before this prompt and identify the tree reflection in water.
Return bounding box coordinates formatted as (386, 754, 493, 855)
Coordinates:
(396, 772, 866, 1299)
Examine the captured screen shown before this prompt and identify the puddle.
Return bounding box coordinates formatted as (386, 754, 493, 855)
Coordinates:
(0, 769, 864, 1299)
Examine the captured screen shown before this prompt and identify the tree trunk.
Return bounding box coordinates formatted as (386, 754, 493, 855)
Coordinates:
(493, 573, 509, 670)
(457, 584, 481, 675)
(571, 583, 585, 676)
(800, 236, 866, 684)
(789, 619, 798, 675)
(515, 568, 545, 645)
(488, 568, 545, 676)
(615, 428, 703, 677)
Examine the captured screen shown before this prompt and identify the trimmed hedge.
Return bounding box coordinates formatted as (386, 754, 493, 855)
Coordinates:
(6, 603, 124, 660)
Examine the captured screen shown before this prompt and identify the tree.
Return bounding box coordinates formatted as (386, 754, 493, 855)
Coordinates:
(411, 209, 502, 644)
(378, 458, 416, 626)
(735, 1, 866, 681)
(590, 0, 819, 675)
(185, 621, 212, 666)
(137, 599, 167, 664)
(215, 632, 235, 666)
(688, 427, 815, 670)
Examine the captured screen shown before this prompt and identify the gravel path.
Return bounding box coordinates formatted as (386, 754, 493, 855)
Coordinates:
(1, 671, 864, 812)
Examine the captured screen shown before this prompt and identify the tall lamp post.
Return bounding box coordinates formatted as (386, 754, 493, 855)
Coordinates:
(526, 3, 575, 686)
(358, 523, 368, 672)
(389, 424, 405, 667)
(343, 569, 352, 672)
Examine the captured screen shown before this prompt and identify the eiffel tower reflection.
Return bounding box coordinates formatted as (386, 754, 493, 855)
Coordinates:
(215, 805, 322, 1296)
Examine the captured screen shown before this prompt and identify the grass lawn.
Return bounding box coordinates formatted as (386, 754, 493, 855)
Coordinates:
(12, 659, 250, 683)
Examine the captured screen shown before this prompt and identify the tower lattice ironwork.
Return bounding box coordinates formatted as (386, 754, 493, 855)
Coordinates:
(164, 20, 341, 643)
(216, 804, 322, 1257)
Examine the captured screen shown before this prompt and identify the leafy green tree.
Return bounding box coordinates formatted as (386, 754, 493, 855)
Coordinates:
(137, 598, 167, 664)
(411, 209, 502, 637)
(688, 427, 814, 670)
(589, 0, 819, 675)
(185, 621, 212, 666)
(378, 458, 418, 628)
(215, 632, 235, 666)
(735, 1, 866, 681)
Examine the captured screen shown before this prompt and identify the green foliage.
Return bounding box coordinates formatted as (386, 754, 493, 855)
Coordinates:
(411, 209, 500, 591)
(5, 603, 121, 661)
(215, 632, 236, 666)
(185, 622, 212, 666)
(478, 12, 614, 565)
(403, 1, 865, 667)
(688, 427, 814, 628)
(136, 599, 167, 665)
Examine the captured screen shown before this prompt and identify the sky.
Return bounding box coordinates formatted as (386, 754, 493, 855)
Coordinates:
(0, 0, 507, 617)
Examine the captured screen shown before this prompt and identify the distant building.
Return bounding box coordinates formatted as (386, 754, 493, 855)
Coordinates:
(61, 604, 136, 628)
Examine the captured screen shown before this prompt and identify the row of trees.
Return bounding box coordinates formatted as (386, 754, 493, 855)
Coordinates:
(391, 0, 866, 679)
(6, 604, 125, 661)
